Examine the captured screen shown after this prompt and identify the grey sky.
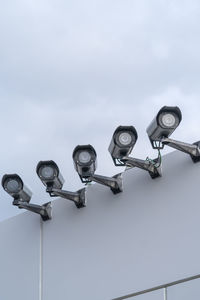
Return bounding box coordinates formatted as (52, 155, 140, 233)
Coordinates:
(0, 0, 200, 221)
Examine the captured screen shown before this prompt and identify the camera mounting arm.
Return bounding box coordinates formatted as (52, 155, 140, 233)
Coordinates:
(121, 156, 162, 179)
(46, 187, 86, 208)
(13, 200, 52, 221)
(90, 173, 123, 194)
(161, 138, 200, 163)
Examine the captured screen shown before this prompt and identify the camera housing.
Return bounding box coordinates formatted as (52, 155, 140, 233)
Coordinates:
(108, 126, 138, 165)
(36, 160, 64, 189)
(73, 145, 97, 182)
(146, 106, 182, 149)
(2, 174, 32, 203)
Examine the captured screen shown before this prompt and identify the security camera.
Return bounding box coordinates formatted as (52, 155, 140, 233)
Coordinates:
(147, 106, 200, 162)
(108, 126, 162, 179)
(2, 174, 32, 204)
(2, 174, 52, 221)
(36, 160, 64, 190)
(73, 144, 123, 194)
(108, 126, 138, 165)
(36, 160, 86, 208)
(146, 106, 182, 149)
(72, 145, 97, 183)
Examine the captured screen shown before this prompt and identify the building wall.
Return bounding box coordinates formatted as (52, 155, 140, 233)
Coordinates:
(0, 150, 200, 300)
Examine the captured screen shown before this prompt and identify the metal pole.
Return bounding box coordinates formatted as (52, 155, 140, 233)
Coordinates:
(164, 287, 167, 300)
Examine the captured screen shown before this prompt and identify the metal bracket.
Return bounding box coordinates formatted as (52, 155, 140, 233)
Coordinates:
(90, 173, 123, 194)
(79, 176, 91, 184)
(152, 140, 164, 150)
(46, 187, 86, 208)
(121, 156, 162, 179)
(112, 157, 126, 167)
(161, 138, 200, 163)
(13, 200, 52, 221)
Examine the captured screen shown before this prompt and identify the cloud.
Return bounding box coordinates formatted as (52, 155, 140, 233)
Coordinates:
(0, 0, 200, 220)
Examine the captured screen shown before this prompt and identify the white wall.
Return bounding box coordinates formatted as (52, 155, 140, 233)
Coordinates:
(0, 150, 200, 300)
(0, 213, 41, 300)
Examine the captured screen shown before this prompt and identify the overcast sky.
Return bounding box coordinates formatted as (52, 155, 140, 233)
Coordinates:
(0, 0, 200, 221)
